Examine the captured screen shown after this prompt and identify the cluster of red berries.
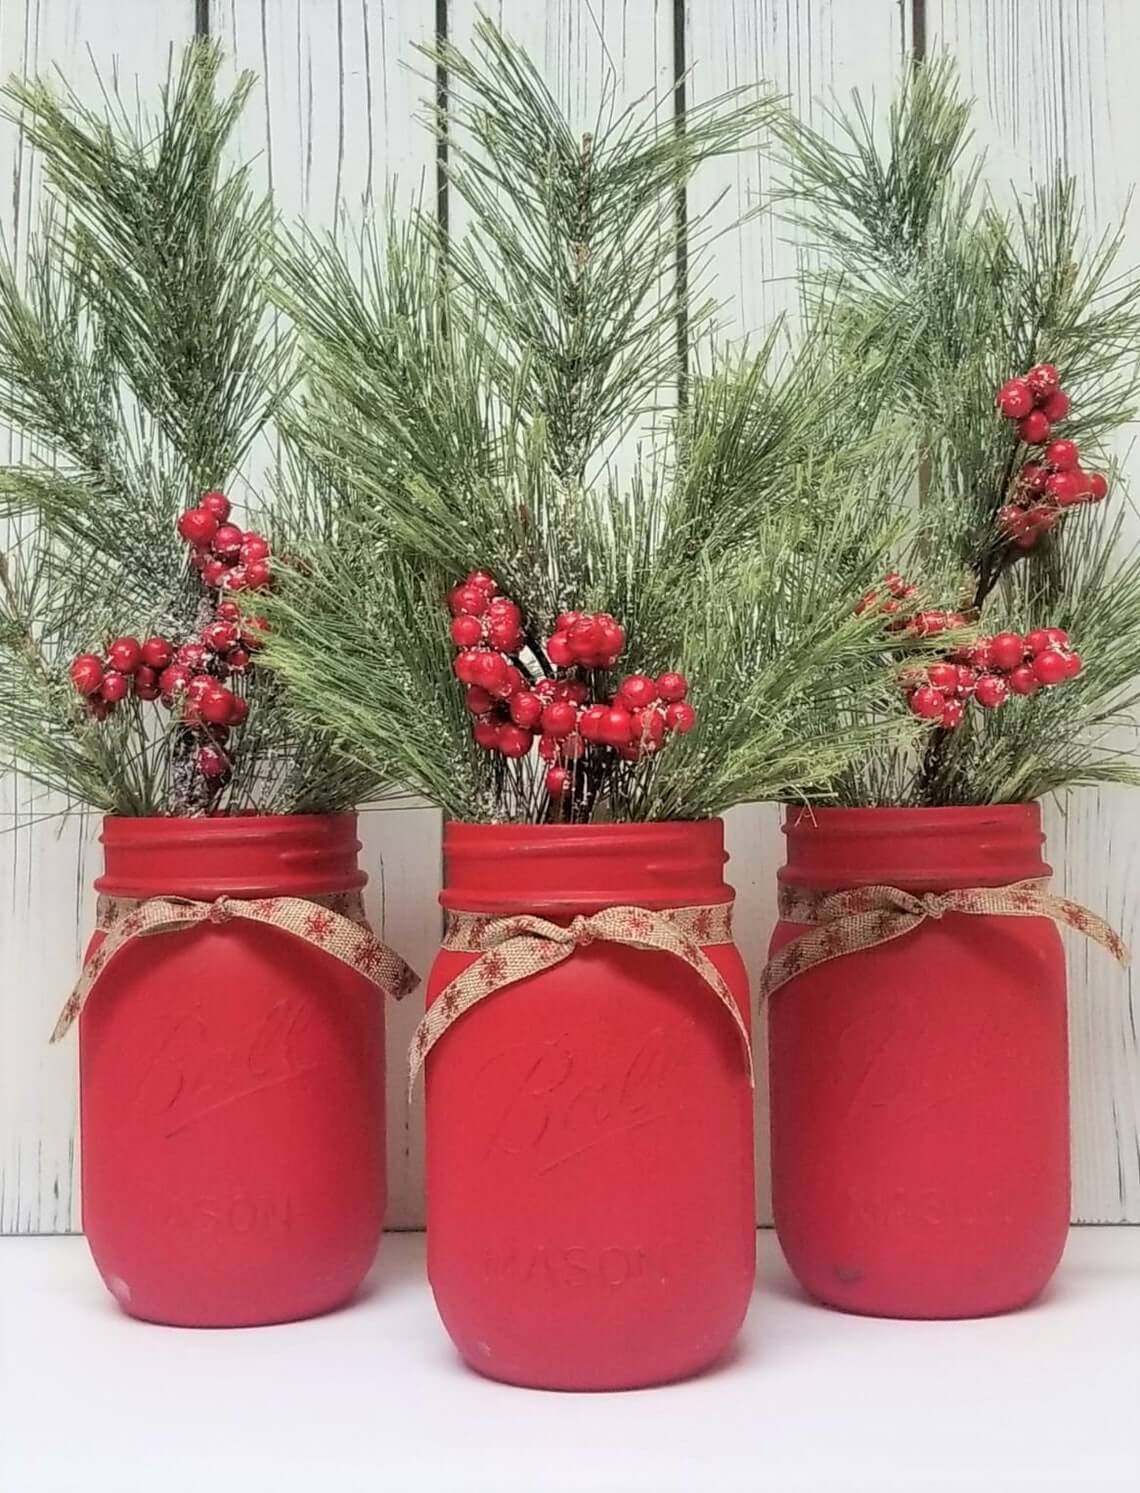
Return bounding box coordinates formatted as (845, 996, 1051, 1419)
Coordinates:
(448, 570, 695, 797)
(176, 490, 272, 592)
(68, 494, 268, 784)
(856, 572, 968, 638)
(905, 626, 1081, 729)
(995, 364, 1108, 549)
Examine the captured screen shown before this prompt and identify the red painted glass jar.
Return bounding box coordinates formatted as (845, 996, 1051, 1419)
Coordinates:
(80, 814, 386, 1327)
(768, 802, 1069, 1319)
(425, 819, 755, 1390)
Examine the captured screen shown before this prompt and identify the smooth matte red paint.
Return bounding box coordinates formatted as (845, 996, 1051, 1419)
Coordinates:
(80, 814, 385, 1327)
(425, 819, 756, 1390)
(768, 802, 1069, 1319)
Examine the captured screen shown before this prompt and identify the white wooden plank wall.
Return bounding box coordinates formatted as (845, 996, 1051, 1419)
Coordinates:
(2, 0, 1139, 1231)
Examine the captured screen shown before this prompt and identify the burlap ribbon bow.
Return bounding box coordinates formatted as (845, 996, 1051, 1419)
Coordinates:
(52, 889, 419, 1042)
(760, 876, 1129, 1001)
(408, 901, 751, 1094)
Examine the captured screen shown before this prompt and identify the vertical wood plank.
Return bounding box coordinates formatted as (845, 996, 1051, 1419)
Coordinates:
(0, 1, 195, 1234)
(926, 0, 1140, 1222)
(211, 0, 440, 1229)
(687, 0, 904, 1222)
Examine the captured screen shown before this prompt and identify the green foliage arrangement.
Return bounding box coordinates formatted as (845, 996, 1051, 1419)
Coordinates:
(0, 43, 371, 817)
(779, 58, 1140, 807)
(261, 19, 917, 826)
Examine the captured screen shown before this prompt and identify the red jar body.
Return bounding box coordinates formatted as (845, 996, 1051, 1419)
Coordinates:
(80, 814, 385, 1327)
(768, 803, 1069, 1319)
(425, 820, 755, 1390)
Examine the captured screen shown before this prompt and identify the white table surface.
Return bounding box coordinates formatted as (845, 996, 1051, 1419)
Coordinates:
(1, 1228, 1137, 1492)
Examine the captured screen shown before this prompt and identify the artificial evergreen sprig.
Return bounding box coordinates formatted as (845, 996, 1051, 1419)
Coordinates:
(0, 43, 367, 817)
(260, 21, 923, 825)
(781, 58, 1140, 807)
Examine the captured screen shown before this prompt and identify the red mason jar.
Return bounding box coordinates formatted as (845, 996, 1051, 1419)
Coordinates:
(79, 813, 386, 1327)
(424, 819, 756, 1390)
(767, 802, 1069, 1319)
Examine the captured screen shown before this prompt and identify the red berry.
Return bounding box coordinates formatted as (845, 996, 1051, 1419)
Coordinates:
(541, 701, 578, 738)
(546, 632, 574, 668)
(560, 731, 585, 761)
(473, 652, 508, 691)
(1045, 439, 1079, 472)
(555, 611, 581, 634)
(243, 559, 271, 590)
(487, 620, 523, 653)
(197, 743, 229, 779)
(216, 600, 241, 622)
(448, 583, 489, 617)
(1022, 629, 1052, 655)
(450, 615, 483, 648)
(133, 666, 161, 701)
(99, 670, 129, 704)
(988, 632, 1025, 672)
(664, 700, 696, 734)
(1063, 650, 1082, 679)
(510, 691, 543, 729)
(466, 685, 494, 715)
(201, 621, 239, 654)
(201, 491, 232, 522)
(488, 597, 521, 625)
(955, 667, 977, 696)
(466, 570, 498, 596)
(970, 640, 994, 669)
(546, 766, 571, 796)
(1026, 363, 1060, 399)
(69, 654, 105, 696)
(656, 671, 688, 703)
(200, 685, 236, 725)
(579, 704, 608, 742)
(158, 664, 192, 699)
(212, 524, 244, 559)
(141, 637, 174, 670)
(1044, 471, 1082, 510)
(537, 734, 560, 761)
(454, 650, 480, 686)
(473, 719, 499, 750)
(909, 685, 946, 720)
(1088, 472, 1109, 501)
(222, 567, 249, 592)
(496, 665, 524, 699)
(1032, 649, 1069, 686)
(632, 708, 667, 750)
(178, 508, 218, 545)
(241, 617, 268, 649)
(996, 378, 1034, 419)
(105, 637, 142, 674)
(618, 674, 657, 710)
(599, 706, 634, 745)
(203, 559, 229, 589)
(597, 619, 625, 659)
(497, 724, 532, 759)
(568, 618, 601, 660)
(1008, 665, 1040, 696)
(239, 533, 270, 563)
(186, 673, 215, 707)
(1017, 411, 1051, 445)
(926, 663, 959, 692)
(560, 680, 590, 705)
(175, 642, 207, 672)
(1020, 462, 1048, 494)
(940, 698, 965, 729)
(974, 675, 1009, 709)
(1041, 390, 1070, 422)
(228, 695, 249, 725)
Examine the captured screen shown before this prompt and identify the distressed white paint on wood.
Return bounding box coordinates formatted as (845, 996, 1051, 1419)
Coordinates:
(927, 0, 1140, 1222)
(688, 0, 904, 1224)
(0, 3, 193, 1233)
(212, 0, 439, 1229)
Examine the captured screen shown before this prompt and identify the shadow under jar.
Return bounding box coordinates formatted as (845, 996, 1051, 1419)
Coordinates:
(767, 802, 1070, 1319)
(424, 819, 756, 1390)
(80, 813, 386, 1327)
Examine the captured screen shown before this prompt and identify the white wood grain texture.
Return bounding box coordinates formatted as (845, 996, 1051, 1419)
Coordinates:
(687, 1, 904, 1225)
(211, 0, 439, 1229)
(0, 2, 194, 1234)
(927, 0, 1140, 1222)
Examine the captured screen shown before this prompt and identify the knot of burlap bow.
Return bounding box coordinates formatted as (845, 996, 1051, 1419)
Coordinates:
(760, 876, 1129, 1001)
(52, 889, 419, 1042)
(408, 900, 750, 1094)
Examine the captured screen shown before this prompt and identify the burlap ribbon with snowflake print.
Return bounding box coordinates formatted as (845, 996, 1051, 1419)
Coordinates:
(407, 901, 751, 1095)
(759, 876, 1129, 1002)
(52, 890, 419, 1041)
